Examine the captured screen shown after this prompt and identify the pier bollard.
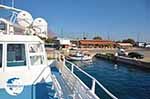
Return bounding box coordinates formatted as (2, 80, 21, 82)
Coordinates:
(58, 54, 65, 74)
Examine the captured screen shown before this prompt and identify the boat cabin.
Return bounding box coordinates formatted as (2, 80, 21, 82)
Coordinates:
(0, 35, 47, 72)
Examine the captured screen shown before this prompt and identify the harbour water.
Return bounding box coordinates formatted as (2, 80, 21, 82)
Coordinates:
(72, 58, 150, 99)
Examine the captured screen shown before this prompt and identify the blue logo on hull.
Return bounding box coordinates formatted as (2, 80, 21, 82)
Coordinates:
(5, 77, 24, 96)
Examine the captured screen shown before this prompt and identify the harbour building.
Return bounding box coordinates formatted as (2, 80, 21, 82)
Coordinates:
(79, 40, 116, 49)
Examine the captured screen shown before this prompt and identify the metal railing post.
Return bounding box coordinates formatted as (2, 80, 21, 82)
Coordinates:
(91, 79, 96, 94)
(71, 64, 74, 73)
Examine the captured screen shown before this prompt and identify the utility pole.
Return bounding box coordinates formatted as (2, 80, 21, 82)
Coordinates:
(60, 28, 63, 39)
(107, 32, 110, 40)
(137, 32, 140, 42)
(83, 32, 86, 39)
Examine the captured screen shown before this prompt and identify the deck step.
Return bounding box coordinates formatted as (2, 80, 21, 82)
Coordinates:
(48, 96, 58, 99)
(35, 82, 57, 99)
(51, 67, 59, 73)
(47, 82, 53, 86)
(48, 90, 56, 97)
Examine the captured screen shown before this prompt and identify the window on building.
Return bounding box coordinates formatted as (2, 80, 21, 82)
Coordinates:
(29, 44, 45, 66)
(0, 44, 2, 68)
(7, 44, 26, 67)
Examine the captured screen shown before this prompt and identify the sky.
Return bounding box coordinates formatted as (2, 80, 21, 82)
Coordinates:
(0, 0, 150, 41)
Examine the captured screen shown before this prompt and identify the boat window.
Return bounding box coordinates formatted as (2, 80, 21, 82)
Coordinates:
(29, 44, 45, 66)
(0, 21, 6, 30)
(7, 44, 26, 67)
(0, 44, 2, 68)
(29, 44, 43, 53)
(30, 56, 44, 65)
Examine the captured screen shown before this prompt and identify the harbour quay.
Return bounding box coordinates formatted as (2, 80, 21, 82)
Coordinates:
(116, 56, 150, 68)
(94, 48, 150, 69)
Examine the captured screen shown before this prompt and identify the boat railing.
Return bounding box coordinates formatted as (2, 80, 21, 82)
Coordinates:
(57, 60, 118, 99)
(31, 66, 48, 99)
(51, 74, 63, 98)
(31, 64, 63, 98)
(55, 60, 97, 99)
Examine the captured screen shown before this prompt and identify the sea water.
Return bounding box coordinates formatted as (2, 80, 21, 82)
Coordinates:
(72, 58, 150, 99)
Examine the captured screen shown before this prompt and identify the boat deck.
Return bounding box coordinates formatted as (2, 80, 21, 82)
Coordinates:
(48, 60, 118, 99)
(50, 64, 75, 99)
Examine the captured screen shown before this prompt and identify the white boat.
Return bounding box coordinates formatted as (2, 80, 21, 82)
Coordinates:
(0, 4, 118, 99)
(66, 52, 92, 61)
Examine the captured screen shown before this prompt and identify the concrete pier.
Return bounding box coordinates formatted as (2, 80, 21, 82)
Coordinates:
(116, 56, 150, 69)
(95, 53, 150, 69)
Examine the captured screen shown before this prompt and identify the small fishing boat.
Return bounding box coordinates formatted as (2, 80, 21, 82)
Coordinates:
(66, 52, 92, 61)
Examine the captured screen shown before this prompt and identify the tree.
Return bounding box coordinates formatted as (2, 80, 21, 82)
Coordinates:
(93, 36, 102, 40)
(83, 37, 87, 40)
(116, 40, 121, 43)
(122, 38, 135, 45)
(45, 37, 53, 43)
(39, 36, 57, 43)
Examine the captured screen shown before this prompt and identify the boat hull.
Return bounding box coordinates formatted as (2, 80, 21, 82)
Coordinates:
(0, 61, 55, 99)
(0, 82, 54, 99)
(66, 56, 92, 61)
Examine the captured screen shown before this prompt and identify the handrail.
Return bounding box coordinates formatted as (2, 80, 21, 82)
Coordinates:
(0, 4, 23, 12)
(62, 60, 99, 99)
(51, 74, 63, 98)
(31, 66, 49, 99)
(32, 66, 48, 84)
(65, 60, 118, 99)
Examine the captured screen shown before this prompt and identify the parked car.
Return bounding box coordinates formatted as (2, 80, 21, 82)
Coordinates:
(128, 52, 144, 59)
(70, 47, 78, 50)
(117, 48, 128, 56)
(145, 45, 150, 48)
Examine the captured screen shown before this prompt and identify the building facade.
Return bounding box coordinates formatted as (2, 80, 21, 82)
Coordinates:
(79, 40, 116, 48)
(117, 43, 133, 49)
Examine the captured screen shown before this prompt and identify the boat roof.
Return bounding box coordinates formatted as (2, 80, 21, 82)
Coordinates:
(0, 35, 43, 43)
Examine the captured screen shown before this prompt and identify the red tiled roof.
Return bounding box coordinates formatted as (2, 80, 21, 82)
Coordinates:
(79, 40, 116, 45)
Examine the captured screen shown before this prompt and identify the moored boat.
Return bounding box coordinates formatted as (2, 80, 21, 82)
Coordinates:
(66, 51, 92, 61)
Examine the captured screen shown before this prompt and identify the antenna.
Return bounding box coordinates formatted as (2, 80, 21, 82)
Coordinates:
(16, 11, 33, 27)
(10, 0, 15, 22)
(32, 17, 48, 38)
